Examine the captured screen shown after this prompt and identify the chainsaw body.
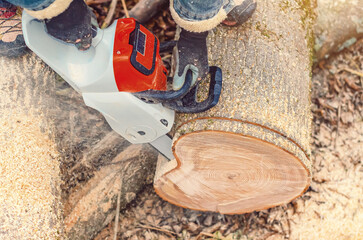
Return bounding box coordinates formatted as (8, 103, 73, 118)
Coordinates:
(22, 13, 173, 144)
(22, 12, 222, 147)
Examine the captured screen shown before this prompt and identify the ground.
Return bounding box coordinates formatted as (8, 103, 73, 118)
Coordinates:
(88, 2, 363, 239)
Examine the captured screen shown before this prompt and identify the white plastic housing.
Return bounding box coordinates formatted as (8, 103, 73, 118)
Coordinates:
(22, 12, 174, 144)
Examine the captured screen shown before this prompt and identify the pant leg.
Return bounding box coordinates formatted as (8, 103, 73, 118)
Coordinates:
(0, 0, 14, 8)
(170, 0, 237, 32)
(1, 0, 54, 11)
(3, 0, 73, 19)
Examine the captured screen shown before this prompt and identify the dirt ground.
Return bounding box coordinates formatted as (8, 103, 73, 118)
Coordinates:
(92, 37, 362, 240)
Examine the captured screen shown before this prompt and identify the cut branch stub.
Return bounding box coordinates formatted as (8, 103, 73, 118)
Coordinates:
(154, 0, 314, 214)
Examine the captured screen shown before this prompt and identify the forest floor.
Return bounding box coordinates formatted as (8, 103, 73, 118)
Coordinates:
(88, 1, 363, 239)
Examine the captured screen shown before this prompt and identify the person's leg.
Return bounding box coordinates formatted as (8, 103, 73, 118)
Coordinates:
(2, 0, 95, 52)
(0, 0, 15, 8)
(222, 0, 256, 26)
(170, 0, 228, 32)
(3, 0, 52, 10)
(0, 0, 27, 57)
(3, 0, 65, 17)
(170, 0, 256, 32)
(0, 0, 64, 58)
(170, 0, 256, 94)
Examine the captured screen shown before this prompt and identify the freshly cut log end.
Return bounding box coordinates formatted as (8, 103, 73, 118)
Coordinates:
(154, 131, 310, 214)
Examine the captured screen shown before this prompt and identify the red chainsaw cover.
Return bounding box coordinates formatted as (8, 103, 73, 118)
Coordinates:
(113, 18, 167, 92)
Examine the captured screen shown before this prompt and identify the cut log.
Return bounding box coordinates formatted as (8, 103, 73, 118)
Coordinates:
(154, 0, 314, 214)
(0, 53, 158, 240)
(64, 144, 158, 239)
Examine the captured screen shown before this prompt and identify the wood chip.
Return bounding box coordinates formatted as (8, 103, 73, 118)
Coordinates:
(172, 224, 182, 234)
(340, 68, 363, 78)
(187, 222, 200, 234)
(203, 222, 222, 234)
(203, 215, 213, 226)
(344, 78, 361, 91)
(340, 111, 354, 124)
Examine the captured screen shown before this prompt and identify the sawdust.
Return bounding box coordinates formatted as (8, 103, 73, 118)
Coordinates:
(0, 112, 64, 239)
(0, 54, 64, 239)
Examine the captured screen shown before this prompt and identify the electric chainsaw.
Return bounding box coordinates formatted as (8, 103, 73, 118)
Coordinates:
(22, 12, 222, 159)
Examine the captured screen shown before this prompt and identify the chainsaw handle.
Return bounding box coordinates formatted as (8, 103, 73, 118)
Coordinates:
(132, 70, 193, 103)
(163, 66, 222, 113)
(159, 40, 177, 53)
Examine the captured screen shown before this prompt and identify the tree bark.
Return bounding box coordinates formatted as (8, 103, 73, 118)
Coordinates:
(0, 53, 158, 239)
(154, 0, 314, 214)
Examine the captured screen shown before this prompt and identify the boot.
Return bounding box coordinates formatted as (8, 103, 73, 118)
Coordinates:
(222, 0, 257, 27)
(0, 3, 27, 57)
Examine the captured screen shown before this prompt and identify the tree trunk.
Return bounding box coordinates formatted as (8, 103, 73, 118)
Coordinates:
(314, 0, 363, 60)
(154, 0, 314, 214)
(0, 53, 158, 239)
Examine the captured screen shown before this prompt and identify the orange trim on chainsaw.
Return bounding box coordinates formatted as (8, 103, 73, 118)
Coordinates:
(113, 18, 167, 92)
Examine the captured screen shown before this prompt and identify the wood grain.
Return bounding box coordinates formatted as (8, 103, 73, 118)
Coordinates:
(156, 131, 309, 213)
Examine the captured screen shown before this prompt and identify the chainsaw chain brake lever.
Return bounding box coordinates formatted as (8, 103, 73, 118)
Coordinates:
(133, 66, 222, 113)
(132, 69, 193, 103)
(159, 40, 177, 53)
(163, 66, 222, 113)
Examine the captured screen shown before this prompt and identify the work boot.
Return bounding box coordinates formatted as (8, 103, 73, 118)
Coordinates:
(222, 0, 257, 26)
(45, 0, 97, 51)
(0, 4, 27, 57)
